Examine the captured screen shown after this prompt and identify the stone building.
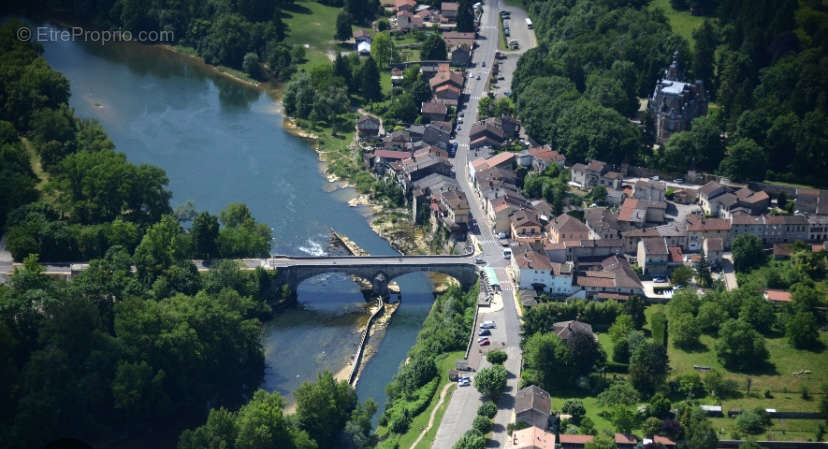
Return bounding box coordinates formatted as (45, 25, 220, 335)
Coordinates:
(649, 52, 708, 145)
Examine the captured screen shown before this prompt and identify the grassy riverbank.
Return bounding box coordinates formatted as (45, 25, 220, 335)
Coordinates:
(374, 284, 479, 448)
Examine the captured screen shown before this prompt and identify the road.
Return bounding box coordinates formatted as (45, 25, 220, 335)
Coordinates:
(432, 1, 536, 447)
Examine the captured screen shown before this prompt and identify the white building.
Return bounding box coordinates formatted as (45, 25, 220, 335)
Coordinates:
(511, 245, 575, 295)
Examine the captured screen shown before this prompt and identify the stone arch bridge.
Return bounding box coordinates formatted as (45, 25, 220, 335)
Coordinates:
(261, 255, 479, 299)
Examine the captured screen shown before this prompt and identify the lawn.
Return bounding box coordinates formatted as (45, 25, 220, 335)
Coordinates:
(648, 0, 706, 49)
(282, 1, 342, 71)
(709, 417, 825, 441)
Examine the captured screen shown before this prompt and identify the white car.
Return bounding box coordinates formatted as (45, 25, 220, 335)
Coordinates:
(458, 377, 471, 387)
(480, 320, 496, 329)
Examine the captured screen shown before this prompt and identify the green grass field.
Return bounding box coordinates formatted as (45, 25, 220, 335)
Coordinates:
(648, 0, 706, 49)
(283, 1, 355, 71)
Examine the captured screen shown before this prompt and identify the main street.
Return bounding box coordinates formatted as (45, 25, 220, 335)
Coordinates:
(432, 1, 537, 447)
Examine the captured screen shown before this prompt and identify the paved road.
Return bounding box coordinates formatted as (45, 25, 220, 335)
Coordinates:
(432, 1, 536, 447)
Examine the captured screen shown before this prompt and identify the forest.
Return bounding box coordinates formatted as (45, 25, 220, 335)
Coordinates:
(513, 0, 828, 187)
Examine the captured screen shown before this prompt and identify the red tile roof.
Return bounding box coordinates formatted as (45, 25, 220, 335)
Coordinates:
(559, 434, 595, 445)
(765, 289, 792, 302)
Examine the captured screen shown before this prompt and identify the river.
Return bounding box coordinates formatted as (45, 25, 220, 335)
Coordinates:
(36, 23, 431, 423)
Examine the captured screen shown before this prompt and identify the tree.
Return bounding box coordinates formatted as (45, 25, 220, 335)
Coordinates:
(478, 401, 497, 418)
(472, 415, 492, 433)
(370, 32, 394, 69)
(703, 370, 739, 400)
(696, 254, 713, 288)
(562, 399, 586, 425)
(643, 417, 663, 438)
(453, 429, 485, 449)
(786, 311, 820, 349)
(672, 266, 694, 287)
(335, 11, 353, 41)
(294, 371, 357, 447)
(234, 390, 316, 449)
(344, 399, 377, 449)
(585, 434, 616, 449)
(586, 185, 608, 206)
(609, 314, 635, 344)
(566, 330, 604, 376)
(649, 309, 668, 347)
(191, 212, 219, 259)
(456, 0, 475, 32)
(474, 365, 507, 398)
(671, 313, 701, 349)
(715, 319, 769, 371)
(522, 332, 572, 391)
(647, 393, 672, 419)
(738, 293, 775, 334)
(719, 139, 767, 182)
(697, 300, 727, 335)
(597, 381, 639, 407)
(692, 20, 717, 93)
(629, 342, 669, 395)
(242, 52, 262, 79)
(421, 34, 448, 60)
(732, 234, 764, 272)
(360, 57, 382, 101)
(736, 410, 768, 434)
(486, 350, 507, 364)
(611, 406, 637, 434)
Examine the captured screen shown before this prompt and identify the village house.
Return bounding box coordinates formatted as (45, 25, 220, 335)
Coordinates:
(469, 116, 518, 149)
(686, 215, 730, 251)
(510, 209, 545, 243)
(648, 52, 708, 145)
(393, 153, 452, 190)
(633, 179, 667, 202)
(515, 385, 551, 429)
(394, 0, 416, 13)
(421, 101, 448, 121)
(637, 237, 669, 277)
(764, 289, 793, 304)
(656, 221, 689, 250)
(511, 426, 556, 449)
(668, 245, 684, 268)
(512, 245, 575, 294)
(808, 215, 828, 242)
(355, 30, 372, 55)
(552, 320, 594, 342)
(621, 228, 660, 254)
(734, 187, 770, 215)
(645, 436, 677, 447)
(796, 188, 828, 215)
(584, 207, 623, 239)
(528, 146, 566, 172)
(477, 179, 520, 209)
(703, 237, 724, 267)
(440, 2, 459, 21)
(570, 160, 608, 189)
(729, 213, 809, 246)
(390, 67, 404, 85)
(548, 214, 590, 244)
(432, 83, 461, 105)
(672, 188, 697, 205)
(615, 434, 638, 449)
(410, 173, 457, 222)
(443, 31, 475, 49)
(576, 255, 644, 298)
(544, 239, 624, 264)
(488, 192, 532, 234)
(436, 189, 470, 232)
(558, 435, 595, 449)
(356, 114, 380, 139)
(698, 181, 728, 216)
(372, 149, 410, 174)
(419, 61, 442, 80)
(618, 198, 668, 226)
(468, 151, 515, 182)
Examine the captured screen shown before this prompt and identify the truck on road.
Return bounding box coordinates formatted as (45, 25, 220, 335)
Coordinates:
(525, 17, 533, 28)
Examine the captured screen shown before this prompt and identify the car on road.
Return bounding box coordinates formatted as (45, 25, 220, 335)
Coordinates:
(458, 377, 471, 386)
(479, 338, 491, 346)
(476, 74, 481, 80)
(482, 61, 486, 67)
(651, 175, 660, 181)
(653, 277, 668, 284)
(673, 178, 685, 184)
(458, 117, 463, 124)
(459, 111, 464, 117)
(503, 248, 512, 259)
(480, 320, 496, 329)
(475, 257, 486, 264)
(478, 328, 491, 336)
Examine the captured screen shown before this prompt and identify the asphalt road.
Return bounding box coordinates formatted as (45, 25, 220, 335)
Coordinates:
(432, 1, 536, 447)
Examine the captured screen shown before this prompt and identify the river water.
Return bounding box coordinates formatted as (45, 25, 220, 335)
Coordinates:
(37, 24, 430, 417)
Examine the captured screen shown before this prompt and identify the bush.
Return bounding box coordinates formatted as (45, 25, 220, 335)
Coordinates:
(477, 401, 497, 418)
(389, 407, 412, 433)
(562, 399, 586, 425)
(486, 350, 508, 364)
(735, 410, 767, 434)
(472, 415, 492, 433)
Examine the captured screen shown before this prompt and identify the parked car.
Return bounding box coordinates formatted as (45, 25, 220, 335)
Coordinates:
(651, 175, 660, 181)
(458, 378, 471, 387)
(479, 338, 491, 346)
(482, 61, 486, 67)
(478, 328, 491, 336)
(480, 320, 496, 329)
(673, 178, 685, 184)
(476, 74, 481, 80)
(653, 277, 668, 284)
(475, 257, 486, 265)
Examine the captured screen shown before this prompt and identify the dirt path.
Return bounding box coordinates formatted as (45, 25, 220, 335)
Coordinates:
(411, 382, 455, 449)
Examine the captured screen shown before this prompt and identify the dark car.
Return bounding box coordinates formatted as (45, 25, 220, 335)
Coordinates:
(478, 328, 491, 336)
